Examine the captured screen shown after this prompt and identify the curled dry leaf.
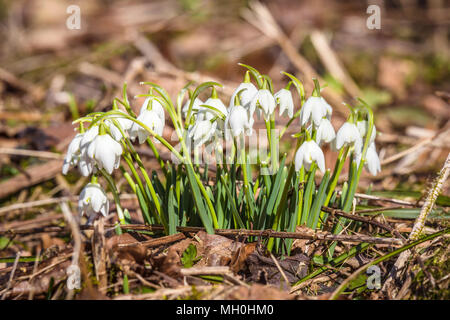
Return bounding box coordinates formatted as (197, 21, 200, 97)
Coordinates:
(106, 233, 147, 264)
(195, 231, 244, 267)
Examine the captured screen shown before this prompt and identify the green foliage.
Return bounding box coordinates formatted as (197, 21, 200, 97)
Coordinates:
(181, 244, 201, 268)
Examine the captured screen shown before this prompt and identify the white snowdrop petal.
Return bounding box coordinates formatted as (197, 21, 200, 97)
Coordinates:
(230, 83, 258, 109)
(295, 140, 325, 172)
(78, 183, 109, 220)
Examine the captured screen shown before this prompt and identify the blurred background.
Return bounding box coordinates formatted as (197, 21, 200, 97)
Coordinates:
(0, 0, 449, 203)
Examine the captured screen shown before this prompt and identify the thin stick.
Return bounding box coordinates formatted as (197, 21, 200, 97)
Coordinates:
(180, 266, 231, 276)
(322, 206, 405, 240)
(269, 252, 290, 286)
(1, 251, 21, 300)
(381, 138, 432, 165)
(117, 233, 185, 248)
(0, 194, 137, 216)
(0, 148, 64, 160)
(349, 192, 419, 206)
(28, 249, 41, 300)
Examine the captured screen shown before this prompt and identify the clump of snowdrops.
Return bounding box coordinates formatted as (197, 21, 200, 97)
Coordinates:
(62, 64, 380, 254)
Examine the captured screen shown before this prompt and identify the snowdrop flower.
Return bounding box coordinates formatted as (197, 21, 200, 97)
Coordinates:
(140, 97, 165, 122)
(356, 142, 381, 176)
(294, 140, 326, 173)
(80, 125, 99, 147)
(228, 105, 252, 137)
(78, 182, 109, 223)
(356, 120, 376, 144)
(335, 122, 363, 154)
(189, 119, 217, 146)
(73, 125, 99, 177)
(182, 97, 203, 118)
(203, 95, 227, 119)
(365, 142, 381, 175)
(105, 119, 125, 141)
(315, 118, 336, 145)
(250, 88, 276, 120)
(321, 97, 333, 119)
(230, 82, 258, 110)
(62, 133, 84, 175)
(274, 88, 294, 118)
(87, 128, 123, 174)
(299, 96, 331, 127)
(111, 109, 134, 138)
(130, 109, 165, 144)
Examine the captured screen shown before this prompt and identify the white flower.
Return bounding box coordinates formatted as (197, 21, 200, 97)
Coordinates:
(80, 126, 99, 147)
(300, 96, 332, 126)
(227, 105, 252, 137)
(315, 118, 336, 145)
(140, 97, 165, 122)
(87, 134, 123, 174)
(335, 122, 363, 153)
(275, 88, 294, 118)
(203, 97, 228, 119)
(182, 97, 203, 118)
(62, 133, 84, 175)
(78, 183, 109, 223)
(76, 126, 99, 177)
(78, 151, 95, 177)
(105, 119, 124, 141)
(109, 110, 134, 140)
(356, 120, 376, 144)
(295, 140, 325, 172)
(230, 82, 258, 109)
(130, 109, 165, 144)
(321, 97, 333, 119)
(361, 142, 381, 176)
(250, 89, 276, 119)
(189, 119, 217, 146)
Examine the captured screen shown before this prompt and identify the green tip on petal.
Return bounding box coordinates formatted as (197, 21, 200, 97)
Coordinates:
(234, 93, 241, 107)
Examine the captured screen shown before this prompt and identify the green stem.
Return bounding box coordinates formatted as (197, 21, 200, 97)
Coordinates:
(100, 169, 125, 224)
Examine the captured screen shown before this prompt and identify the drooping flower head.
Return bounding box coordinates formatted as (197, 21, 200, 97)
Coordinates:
(87, 123, 123, 174)
(227, 92, 254, 137)
(274, 88, 294, 118)
(299, 80, 332, 126)
(62, 132, 84, 175)
(335, 122, 363, 154)
(249, 80, 276, 120)
(315, 117, 336, 145)
(202, 87, 228, 119)
(356, 120, 376, 144)
(356, 142, 381, 176)
(78, 181, 109, 224)
(189, 118, 217, 147)
(295, 139, 326, 173)
(299, 96, 332, 127)
(130, 97, 165, 144)
(182, 97, 203, 119)
(62, 124, 97, 177)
